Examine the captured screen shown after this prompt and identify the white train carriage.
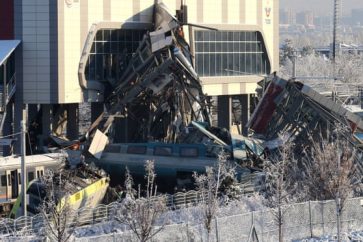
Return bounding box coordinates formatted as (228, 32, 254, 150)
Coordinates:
(0, 152, 66, 212)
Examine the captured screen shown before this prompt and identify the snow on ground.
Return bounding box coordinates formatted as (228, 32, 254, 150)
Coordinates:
(73, 194, 266, 239)
(74, 221, 128, 238)
(295, 231, 363, 242)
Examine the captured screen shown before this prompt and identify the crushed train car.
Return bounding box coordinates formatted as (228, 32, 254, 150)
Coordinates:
(248, 78, 363, 140)
(9, 163, 109, 219)
(0, 152, 67, 216)
(247, 77, 363, 169)
(86, 121, 259, 191)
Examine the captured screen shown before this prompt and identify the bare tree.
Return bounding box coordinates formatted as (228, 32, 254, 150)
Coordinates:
(193, 151, 239, 240)
(38, 170, 78, 242)
(117, 160, 168, 242)
(301, 131, 360, 242)
(262, 142, 299, 242)
(193, 167, 220, 239)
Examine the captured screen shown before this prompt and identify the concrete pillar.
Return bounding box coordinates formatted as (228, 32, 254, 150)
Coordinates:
(27, 104, 38, 121)
(217, 95, 232, 131)
(91, 102, 104, 123)
(240, 94, 250, 136)
(67, 103, 79, 140)
(39, 104, 52, 149)
(2, 101, 13, 156)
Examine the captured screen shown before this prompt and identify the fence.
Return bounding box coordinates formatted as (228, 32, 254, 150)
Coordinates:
(73, 197, 363, 242)
(1, 196, 363, 241)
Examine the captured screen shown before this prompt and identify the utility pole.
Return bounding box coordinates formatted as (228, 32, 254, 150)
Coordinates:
(336, 153, 341, 242)
(332, 0, 340, 63)
(20, 119, 27, 217)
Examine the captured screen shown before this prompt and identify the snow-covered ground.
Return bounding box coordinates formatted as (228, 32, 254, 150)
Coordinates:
(295, 231, 363, 242)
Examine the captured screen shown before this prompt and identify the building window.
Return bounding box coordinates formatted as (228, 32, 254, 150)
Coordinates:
(194, 30, 270, 77)
(85, 29, 147, 83)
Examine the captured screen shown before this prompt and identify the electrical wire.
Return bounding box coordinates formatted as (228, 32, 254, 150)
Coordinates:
(0, 131, 23, 139)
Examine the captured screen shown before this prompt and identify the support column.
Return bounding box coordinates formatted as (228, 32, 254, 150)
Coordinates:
(217, 95, 232, 131)
(39, 104, 51, 149)
(240, 94, 250, 136)
(2, 101, 13, 156)
(91, 102, 104, 123)
(27, 104, 38, 124)
(27, 104, 40, 154)
(67, 103, 79, 140)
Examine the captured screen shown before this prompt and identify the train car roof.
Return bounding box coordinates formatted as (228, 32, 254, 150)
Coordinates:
(0, 152, 66, 168)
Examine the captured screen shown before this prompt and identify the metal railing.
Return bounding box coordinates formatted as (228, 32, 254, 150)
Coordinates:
(0, 174, 261, 237)
(1, 196, 363, 241)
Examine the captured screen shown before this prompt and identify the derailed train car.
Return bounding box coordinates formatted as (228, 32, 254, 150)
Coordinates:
(0, 153, 66, 215)
(247, 77, 363, 173)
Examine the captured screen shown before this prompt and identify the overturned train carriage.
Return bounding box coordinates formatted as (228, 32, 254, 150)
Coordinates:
(9, 164, 109, 219)
(248, 78, 363, 140)
(247, 77, 363, 170)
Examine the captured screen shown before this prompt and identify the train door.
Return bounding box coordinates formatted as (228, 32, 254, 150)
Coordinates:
(5, 170, 12, 200)
(10, 170, 18, 199)
(35, 166, 44, 179)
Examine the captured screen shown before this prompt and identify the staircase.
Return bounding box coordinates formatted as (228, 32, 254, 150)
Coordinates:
(0, 75, 16, 139)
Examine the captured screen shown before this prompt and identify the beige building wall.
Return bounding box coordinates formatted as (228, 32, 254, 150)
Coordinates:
(22, 0, 278, 103)
(183, 0, 279, 95)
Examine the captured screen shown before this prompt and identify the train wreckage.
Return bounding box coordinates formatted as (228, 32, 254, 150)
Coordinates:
(78, 2, 262, 190)
(78, 2, 363, 189)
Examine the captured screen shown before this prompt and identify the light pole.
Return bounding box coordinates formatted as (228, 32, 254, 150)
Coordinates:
(20, 119, 27, 217)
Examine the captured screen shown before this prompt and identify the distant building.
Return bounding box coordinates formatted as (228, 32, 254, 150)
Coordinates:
(280, 9, 289, 25)
(279, 8, 296, 25)
(314, 15, 332, 29)
(296, 11, 314, 27)
(313, 43, 363, 58)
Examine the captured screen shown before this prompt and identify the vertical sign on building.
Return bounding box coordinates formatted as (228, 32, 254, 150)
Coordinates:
(264, 0, 272, 25)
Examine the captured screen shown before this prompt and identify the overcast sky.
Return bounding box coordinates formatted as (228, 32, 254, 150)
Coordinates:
(280, 0, 363, 15)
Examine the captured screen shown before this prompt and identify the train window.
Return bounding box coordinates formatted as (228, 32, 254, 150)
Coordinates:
(18, 173, 21, 184)
(104, 145, 121, 153)
(40, 170, 44, 177)
(127, 145, 147, 154)
(180, 147, 199, 157)
(37, 171, 40, 178)
(1, 175, 6, 186)
(154, 146, 172, 156)
(7, 175, 11, 186)
(28, 172, 34, 182)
